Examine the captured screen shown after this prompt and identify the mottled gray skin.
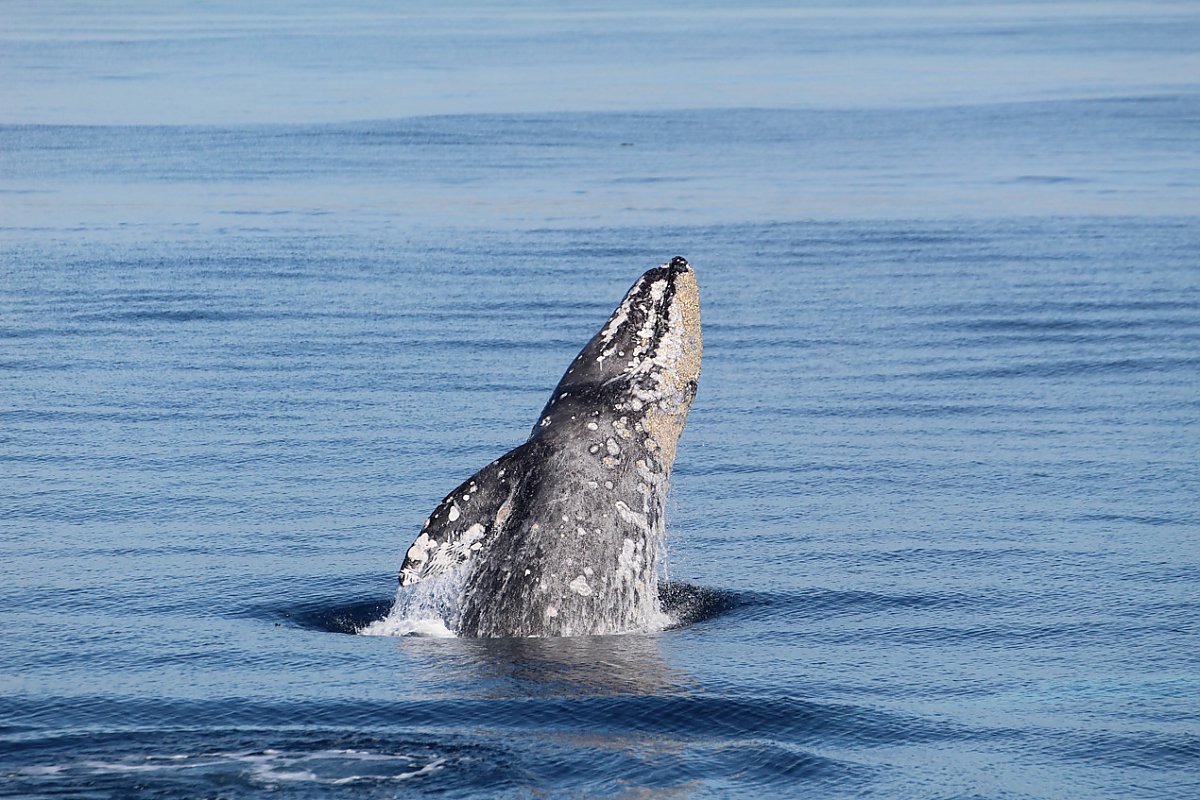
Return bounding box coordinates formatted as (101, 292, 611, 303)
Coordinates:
(398, 257, 702, 637)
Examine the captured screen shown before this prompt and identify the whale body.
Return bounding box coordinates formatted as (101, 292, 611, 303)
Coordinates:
(395, 257, 702, 637)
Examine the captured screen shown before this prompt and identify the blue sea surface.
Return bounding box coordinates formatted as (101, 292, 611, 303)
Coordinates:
(2, 2, 1198, 797)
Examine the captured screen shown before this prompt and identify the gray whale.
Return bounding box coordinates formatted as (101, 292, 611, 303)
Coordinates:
(396, 257, 702, 637)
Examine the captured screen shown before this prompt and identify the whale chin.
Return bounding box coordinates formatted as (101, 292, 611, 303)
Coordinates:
(392, 258, 702, 638)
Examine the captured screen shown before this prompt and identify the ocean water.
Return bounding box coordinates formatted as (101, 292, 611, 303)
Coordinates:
(2, 1, 1199, 797)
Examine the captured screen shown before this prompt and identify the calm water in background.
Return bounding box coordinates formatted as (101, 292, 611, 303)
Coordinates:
(2, 2, 1199, 797)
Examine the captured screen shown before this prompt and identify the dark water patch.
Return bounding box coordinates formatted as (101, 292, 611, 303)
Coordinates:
(947, 317, 1198, 333)
(801, 401, 1038, 419)
(917, 297, 1200, 317)
(810, 618, 1175, 650)
(74, 308, 259, 323)
(728, 588, 970, 623)
(0, 359, 73, 372)
(272, 597, 394, 635)
(417, 336, 584, 353)
(1076, 512, 1196, 527)
(0, 407, 238, 425)
(0, 326, 58, 340)
(920, 355, 1200, 381)
(609, 173, 692, 185)
(865, 546, 1054, 566)
(959, 330, 1200, 349)
(660, 582, 738, 628)
(1119, 563, 1200, 585)
(0, 694, 941, 750)
(73, 289, 219, 303)
(1047, 728, 1200, 771)
(1009, 175, 1090, 184)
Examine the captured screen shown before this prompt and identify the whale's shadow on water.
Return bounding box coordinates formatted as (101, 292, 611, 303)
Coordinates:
(402, 630, 693, 697)
(268, 583, 735, 697)
(282, 581, 737, 638)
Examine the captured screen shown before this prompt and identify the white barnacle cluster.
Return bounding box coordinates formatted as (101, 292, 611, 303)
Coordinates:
(636, 302, 689, 408)
(602, 278, 693, 423)
(400, 479, 494, 586)
(401, 521, 488, 585)
(568, 574, 594, 597)
(614, 500, 649, 533)
(616, 536, 646, 582)
(597, 277, 666, 369)
(634, 457, 663, 515)
(595, 277, 643, 366)
(620, 268, 701, 474)
(635, 457, 661, 486)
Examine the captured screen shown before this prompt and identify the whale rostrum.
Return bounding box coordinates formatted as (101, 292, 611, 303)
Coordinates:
(396, 257, 701, 637)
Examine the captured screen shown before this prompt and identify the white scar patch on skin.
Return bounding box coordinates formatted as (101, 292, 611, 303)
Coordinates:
(615, 500, 649, 532)
(598, 279, 641, 344)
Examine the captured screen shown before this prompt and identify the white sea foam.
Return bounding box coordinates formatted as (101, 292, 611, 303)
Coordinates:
(250, 765, 319, 784)
(60, 749, 448, 787)
(357, 567, 466, 637)
(14, 766, 66, 776)
(358, 614, 455, 638)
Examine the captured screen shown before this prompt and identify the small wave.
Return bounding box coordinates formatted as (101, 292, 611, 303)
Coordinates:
(1008, 174, 1088, 184)
(268, 598, 392, 634)
(74, 309, 254, 323)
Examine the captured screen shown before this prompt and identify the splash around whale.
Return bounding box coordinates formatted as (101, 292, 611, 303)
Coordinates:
(363, 257, 702, 638)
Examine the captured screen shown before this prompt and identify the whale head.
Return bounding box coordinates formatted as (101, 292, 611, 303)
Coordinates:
(539, 256, 702, 470)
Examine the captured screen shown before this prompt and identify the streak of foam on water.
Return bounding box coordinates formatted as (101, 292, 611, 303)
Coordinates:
(60, 749, 449, 787)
